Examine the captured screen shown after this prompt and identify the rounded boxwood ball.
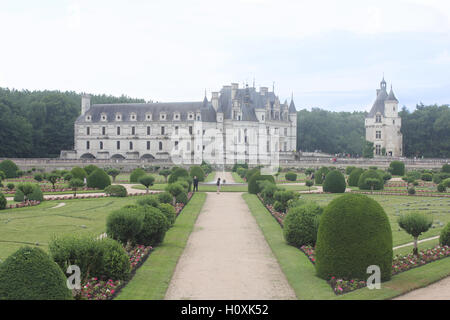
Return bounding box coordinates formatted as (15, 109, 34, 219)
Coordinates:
(0, 246, 72, 300)
(322, 170, 346, 193)
(348, 168, 364, 187)
(283, 201, 323, 247)
(315, 194, 393, 281)
(87, 168, 111, 190)
(136, 206, 170, 246)
(358, 170, 384, 190)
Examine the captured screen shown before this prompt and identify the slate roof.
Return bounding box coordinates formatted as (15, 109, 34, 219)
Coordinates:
(367, 79, 398, 117)
(76, 101, 217, 123)
(386, 86, 398, 102)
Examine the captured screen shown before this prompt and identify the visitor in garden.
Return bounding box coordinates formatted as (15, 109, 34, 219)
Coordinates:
(216, 177, 221, 194)
(193, 176, 199, 192)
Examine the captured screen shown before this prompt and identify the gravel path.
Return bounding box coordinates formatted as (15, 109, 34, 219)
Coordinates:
(164, 191, 296, 300)
(393, 276, 450, 300)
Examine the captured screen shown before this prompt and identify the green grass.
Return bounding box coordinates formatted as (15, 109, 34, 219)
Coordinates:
(204, 171, 216, 183)
(0, 196, 140, 261)
(115, 193, 207, 300)
(231, 172, 245, 183)
(243, 193, 450, 300)
(276, 172, 307, 183)
(299, 193, 450, 247)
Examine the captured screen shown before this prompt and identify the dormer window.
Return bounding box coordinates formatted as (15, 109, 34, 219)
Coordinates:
(196, 114, 201, 121)
(174, 113, 180, 120)
(376, 114, 382, 123)
(145, 113, 152, 121)
(188, 112, 194, 120)
(160, 113, 166, 121)
(116, 113, 122, 121)
(130, 113, 137, 121)
(86, 115, 92, 122)
(100, 113, 107, 122)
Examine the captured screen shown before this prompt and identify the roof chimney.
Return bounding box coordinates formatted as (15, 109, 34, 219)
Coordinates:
(231, 83, 239, 99)
(81, 94, 91, 115)
(211, 92, 219, 111)
(260, 87, 268, 96)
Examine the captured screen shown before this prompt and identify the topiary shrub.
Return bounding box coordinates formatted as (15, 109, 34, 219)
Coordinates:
(139, 175, 156, 193)
(87, 169, 111, 190)
(442, 164, 450, 173)
(175, 191, 189, 205)
(437, 183, 446, 193)
(314, 167, 330, 185)
(236, 167, 247, 178)
(388, 161, 405, 176)
(398, 212, 433, 255)
(130, 168, 146, 183)
(189, 166, 205, 182)
(273, 190, 297, 212)
(345, 166, 356, 175)
(137, 195, 160, 207)
(104, 185, 127, 197)
(84, 165, 99, 176)
(0, 246, 72, 300)
(357, 170, 384, 190)
(259, 181, 278, 205)
(406, 171, 421, 181)
(157, 192, 173, 204)
(14, 184, 43, 202)
(245, 168, 260, 181)
(248, 173, 275, 194)
(0, 170, 5, 180)
(71, 167, 87, 181)
(421, 173, 433, 181)
(0, 193, 6, 210)
(158, 203, 176, 226)
(440, 222, 450, 246)
(285, 172, 297, 181)
(442, 178, 450, 188)
(0, 160, 19, 178)
(315, 194, 393, 281)
(97, 238, 131, 281)
(166, 182, 185, 205)
(322, 170, 346, 193)
(7, 182, 14, 190)
(136, 206, 170, 246)
(177, 176, 193, 192)
(408, 187, 416, 195)
(283, 201, 323, 247)
(106, 208, 143, 245)
(168, 167, 189, 184)
(34, 173, 43, 182)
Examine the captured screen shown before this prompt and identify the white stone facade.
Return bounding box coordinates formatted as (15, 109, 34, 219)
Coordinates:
(365, 78, 403, 157)
(66, 83, 297, 166)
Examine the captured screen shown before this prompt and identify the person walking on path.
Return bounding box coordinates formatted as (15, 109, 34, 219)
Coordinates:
(216, 178, 221, 194)
(193, 176, 199, 192)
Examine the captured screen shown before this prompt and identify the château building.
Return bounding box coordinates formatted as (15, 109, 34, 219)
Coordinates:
(365, 78, 403, 157)
(61, 83, 297, 165)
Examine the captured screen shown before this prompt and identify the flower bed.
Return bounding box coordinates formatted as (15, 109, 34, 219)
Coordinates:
(5, 200, 41, 209)
(300, 244, 450, 295)
(256, 195, 450, 296)
(79, 244, 152, 300)
(351, 190, 450, 197)
(1, 187, 98, 194)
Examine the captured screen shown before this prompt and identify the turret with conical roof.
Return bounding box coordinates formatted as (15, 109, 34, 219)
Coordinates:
(289, 94, 296, 113)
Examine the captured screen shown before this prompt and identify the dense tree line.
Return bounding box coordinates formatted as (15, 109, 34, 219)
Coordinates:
(0, 88, 145, 157)
(296, 105, 449, 158)
(399, 104, 450, 158)
(297, 108, 366, 156)
(0, 88, 448, 158)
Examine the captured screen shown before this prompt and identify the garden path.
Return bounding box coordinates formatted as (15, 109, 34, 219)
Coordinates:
(164, 190, 296, 300)
(393, 276, 450, 300)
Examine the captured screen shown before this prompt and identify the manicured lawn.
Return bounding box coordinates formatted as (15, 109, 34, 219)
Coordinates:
(299, 193, 450, 248)
(243, 193, 450, 300)
(115, 193, 207, 300)
(231, 172, 245, 183)
(276, 172, 307, 183)
(0, 196, 140, 261)
(204, 171, 216, 183)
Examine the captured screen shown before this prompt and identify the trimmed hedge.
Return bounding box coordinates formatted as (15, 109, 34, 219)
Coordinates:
(357, 170, 384, 190)
(98, 238, 131, 281)
(137, 195, 160, 207)
(345, 166, 356, 175)
(248, 173, 275, 194)
(245, 168, 260, 181)
(157, 192, 173, 204)
(189, 166, 205, 182)
(106, 208, 144, 245)
(0, 193, 6, 210)
(388, 161, 405, 176)
(104, 185, 127, 197)
(71, 166, 87, 181)
(348, 168, 364, 187)
(130, 168, 146, 183)
(322, 170, 346, 193)
(84, 164, 99, 176)
(0, 246, 72, 300)
(135, 206, 170, 246)
(283, 201, 323, 247)
(285, 172, 297, 181)
(421, 173, 433, 181)
(442, 164, 450, 173)
(168, 167, 189, 184)
(158, 203, 176, 226)
(314, 167, 330, 185)
(14, 184, 44, 202)
(175, 191, 189, 205)
(87, 169, 111, 190)
(315, 194, 393, 281)
(0, 160, 18, 178)
(440, 223, 450, 246)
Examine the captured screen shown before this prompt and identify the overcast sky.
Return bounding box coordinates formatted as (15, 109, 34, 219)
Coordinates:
(1, 0, 449, 112)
